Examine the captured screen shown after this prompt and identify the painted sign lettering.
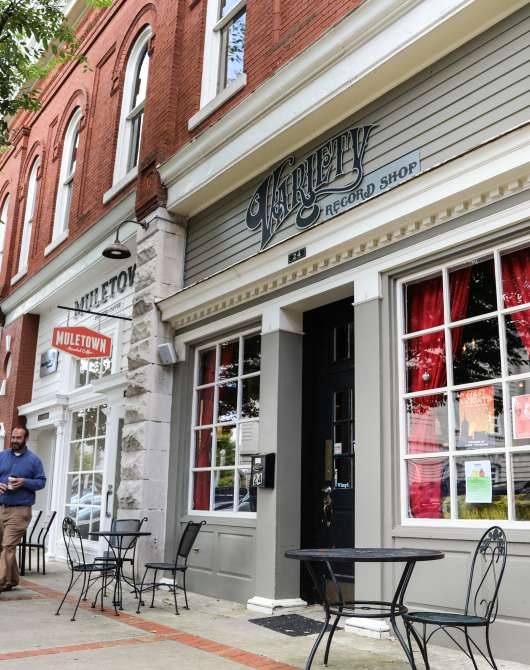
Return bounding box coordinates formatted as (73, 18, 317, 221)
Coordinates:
(74, 264, 136, 318)
(52, 326, 112, 359)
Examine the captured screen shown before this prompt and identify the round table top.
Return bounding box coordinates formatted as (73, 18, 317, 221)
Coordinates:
(285, 548, 444, 562)
(89, 531, 151, 538)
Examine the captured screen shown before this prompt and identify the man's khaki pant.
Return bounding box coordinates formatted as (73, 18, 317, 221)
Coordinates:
(0, 505, 31, 590)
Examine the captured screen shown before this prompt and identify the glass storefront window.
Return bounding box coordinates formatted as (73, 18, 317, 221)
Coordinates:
(190, 331, 260, 515)
(65, 404, 107, 537)
(77, 356, 112, 387)
(401, 241, 530, 524)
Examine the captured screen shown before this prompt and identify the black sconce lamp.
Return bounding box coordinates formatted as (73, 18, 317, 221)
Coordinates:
(102, 219, 149, 260)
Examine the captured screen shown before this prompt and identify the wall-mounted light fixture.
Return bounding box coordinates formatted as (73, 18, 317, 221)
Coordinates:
(102, 219, 149, 260)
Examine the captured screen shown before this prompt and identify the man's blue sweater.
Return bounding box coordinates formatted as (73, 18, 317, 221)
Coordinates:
(0, 447, 46, 506)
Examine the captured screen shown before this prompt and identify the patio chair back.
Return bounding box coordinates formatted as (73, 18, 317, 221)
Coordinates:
(175, 521, 205, 568)
(109, 517, 148, 551)
(464, 526, 507, 624)
(37, 510, 56, 546)
(27, 510, 43, 543)
(62, 517, 87, 568)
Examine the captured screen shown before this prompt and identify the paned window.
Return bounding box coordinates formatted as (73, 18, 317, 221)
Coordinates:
(18, 157, 40, 275)
(76, 357, 112, 388)
(66, 405, 108, 539)
(113, 27, 151, 184)
(199, 0, 246, 107)
(52, 109, 81, 242)
(190, 331, 260, 515)
(0, 194, 9, 269)
(399, 242, 530, 525)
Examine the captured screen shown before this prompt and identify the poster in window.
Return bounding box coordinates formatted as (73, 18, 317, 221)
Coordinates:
(512, 394, 530, 440)
(458, 387, 494, 447)
(465, 460, 492, 504)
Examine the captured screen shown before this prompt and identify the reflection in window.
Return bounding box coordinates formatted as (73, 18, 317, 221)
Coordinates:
(218, 6, 246, 92)
(452, 318, 500, 385)
(77, 357, 111, 387)
(191, 330, 260, 514)
(65, 405, 107, 537)
(406, 394, 448, 454)
(454, 385, 504, 450)
(449, 257, 496, 321)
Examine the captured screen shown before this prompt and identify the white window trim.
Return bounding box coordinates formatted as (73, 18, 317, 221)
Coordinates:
(44, 229, 70, 257)
(17, 157, 40, 278)
(198, 0, 247, 110)
(397, 234, 530, 530)
(0, 194, 9, 270)
(102, 166, 138, 205)
(188, 73, 247, 131)
(188, 327, 260, 518)
(51, 108, 81, 246)
(111, 26, 151, 188)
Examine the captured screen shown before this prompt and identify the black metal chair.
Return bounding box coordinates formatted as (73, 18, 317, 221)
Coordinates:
(403, 526, 507, 670)
(24, 510, 56, 574)
(56, 517, 115, 621)
(136, 520, 205, 615)
(94, 516, 148, 596)
(17, 509, 42, 572)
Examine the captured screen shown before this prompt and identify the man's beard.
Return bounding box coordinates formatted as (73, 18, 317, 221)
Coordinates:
(11, 442, 25, 452)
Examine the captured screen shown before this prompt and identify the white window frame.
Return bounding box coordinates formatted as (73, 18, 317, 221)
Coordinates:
(397, 234, 530, 530)
(111, 26, 152, 188)
(198, 0, 247, 109)
(0, 194, 9, 271)
(188, 327, 260, 518)
(14, 157, 40, 281)
(47, 108, 82, 255)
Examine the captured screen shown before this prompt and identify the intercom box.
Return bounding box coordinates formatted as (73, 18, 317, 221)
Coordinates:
(250, 453, 275, 489)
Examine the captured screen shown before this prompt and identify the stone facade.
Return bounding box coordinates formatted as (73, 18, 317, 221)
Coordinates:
(119, 208, 185, 561)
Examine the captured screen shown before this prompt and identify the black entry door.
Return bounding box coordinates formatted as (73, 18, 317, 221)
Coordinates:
(300, 298, 354, 603)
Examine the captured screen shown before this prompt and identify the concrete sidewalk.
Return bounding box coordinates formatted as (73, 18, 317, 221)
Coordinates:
(0, 561, 528, 670)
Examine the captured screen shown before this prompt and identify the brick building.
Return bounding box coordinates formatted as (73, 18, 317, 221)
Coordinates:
(2, 0, 530, 664)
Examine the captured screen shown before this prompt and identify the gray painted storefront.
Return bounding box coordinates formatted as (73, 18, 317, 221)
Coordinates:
(162, 6, 530, 664)
(184, 5, 530, 287)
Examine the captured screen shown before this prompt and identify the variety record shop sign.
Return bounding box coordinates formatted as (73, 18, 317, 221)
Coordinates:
(246, 124, 420, 249)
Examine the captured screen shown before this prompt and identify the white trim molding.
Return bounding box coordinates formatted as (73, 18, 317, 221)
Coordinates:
(158, 0, 527, 217)
(188, 73, 247, 131)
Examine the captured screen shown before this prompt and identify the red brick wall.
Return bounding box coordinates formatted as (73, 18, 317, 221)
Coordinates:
(0, 314, 40, 441)
(0, 0, 365, 298)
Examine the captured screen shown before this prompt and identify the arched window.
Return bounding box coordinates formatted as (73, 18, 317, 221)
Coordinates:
(17, 157, 40, 277)
(113, 27, 151, 185)
(51, 108, 81, 247)
(0, 194, 9, 269)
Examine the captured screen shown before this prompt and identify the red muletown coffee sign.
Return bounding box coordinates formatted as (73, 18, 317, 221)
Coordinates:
(52, 326, 112, 359)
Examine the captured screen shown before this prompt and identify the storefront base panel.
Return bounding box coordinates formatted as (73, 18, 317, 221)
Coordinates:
(181, 522, 256, 604)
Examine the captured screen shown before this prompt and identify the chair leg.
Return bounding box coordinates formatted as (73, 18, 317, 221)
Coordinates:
(136, 568, 149, 614)
(485, 625, 499, 670)
(42, 545, 46, 575)
(406, 620, 430, 670)
(150, 569, 158, 608)
(72, 573, 88, 622)
(56, 571, 75, 616)
(172, 571, 179, 615)
(464, 628, 479, 670)
(323, 614, 341, 666)
(183, 569, 189, 609)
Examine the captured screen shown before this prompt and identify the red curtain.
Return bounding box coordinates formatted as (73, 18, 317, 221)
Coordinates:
(407, 271, 470, 518)
(193, 350, 215, 510)
(502, 247, 530, 356)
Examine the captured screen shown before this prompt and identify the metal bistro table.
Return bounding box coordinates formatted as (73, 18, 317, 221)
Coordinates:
(285, 547, 444, 670)
(89, 530, 151, 614)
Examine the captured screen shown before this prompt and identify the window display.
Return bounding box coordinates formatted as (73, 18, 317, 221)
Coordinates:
(401, 242, 530, 523)
(190, 332, 260, 514)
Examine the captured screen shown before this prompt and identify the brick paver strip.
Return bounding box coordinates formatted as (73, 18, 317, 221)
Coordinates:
(13, 578, 299, 670)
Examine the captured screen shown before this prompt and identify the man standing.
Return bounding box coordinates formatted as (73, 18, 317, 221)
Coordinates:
(0, 426, 46, 592)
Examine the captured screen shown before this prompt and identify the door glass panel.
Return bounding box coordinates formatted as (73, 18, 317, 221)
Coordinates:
(199, 348, 216, 385)
(219, 340, 238, 379)
(196, 387, 214, 426)
(81, 441, 94, 471)
(241, 377, 259, 418)
(334, 390, 350, 421)
(243, 334, 261, 374)
(237, 470, 256, 512)
(192, 471, 211, 511)
(195, 429, 213, 468)
(84, 407, 97, 438)
(72, 411, 84, 440)
(449, 257, 496, 321)
(512, 452, 530, 520)
(95, 439, 105, 469)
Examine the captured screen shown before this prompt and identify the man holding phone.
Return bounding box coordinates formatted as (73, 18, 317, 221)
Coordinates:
(0, 426, 46, 591)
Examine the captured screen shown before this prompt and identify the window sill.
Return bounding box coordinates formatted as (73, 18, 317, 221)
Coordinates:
(188, 73, 247, 131)
(103, 167, 138, 205)
(10, 267, 27, 286)
(44, 230, 69, 257)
